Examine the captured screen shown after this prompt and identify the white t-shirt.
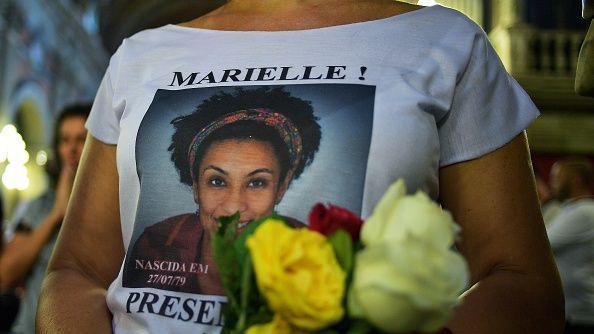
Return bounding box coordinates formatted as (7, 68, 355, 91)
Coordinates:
(86, 5, 539, 333)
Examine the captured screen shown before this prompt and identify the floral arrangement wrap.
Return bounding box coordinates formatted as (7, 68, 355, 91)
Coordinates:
(211, 179, 469, 334)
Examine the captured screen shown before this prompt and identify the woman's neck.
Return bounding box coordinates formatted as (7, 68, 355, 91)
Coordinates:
(222, 0, 349, 12)
(180, 0, 422, 31)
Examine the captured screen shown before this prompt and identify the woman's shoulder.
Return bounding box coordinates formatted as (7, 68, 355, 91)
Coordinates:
(404, 5, 483, 37)
(346, 4, 486, 54)
(107, 24, 192, 64)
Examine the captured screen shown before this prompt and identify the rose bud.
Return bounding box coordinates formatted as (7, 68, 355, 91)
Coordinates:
(308, 203, 363, 242)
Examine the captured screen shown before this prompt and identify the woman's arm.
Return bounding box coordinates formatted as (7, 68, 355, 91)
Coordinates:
(0, 216, 60, 292)
(37, 135, 124, 333)
(440, 133, 564, 333)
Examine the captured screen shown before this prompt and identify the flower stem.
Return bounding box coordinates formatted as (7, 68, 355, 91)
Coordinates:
(235, 255, 253, 332)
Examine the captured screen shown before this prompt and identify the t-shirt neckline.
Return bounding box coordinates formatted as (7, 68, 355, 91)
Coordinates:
(164, 5, 439, 34)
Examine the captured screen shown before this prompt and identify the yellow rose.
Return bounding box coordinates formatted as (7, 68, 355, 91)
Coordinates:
(348, 236, 469, 333)
(361, 179, 459, 250)
(245, 315, 308, 334)
(246, 219, 345, 330)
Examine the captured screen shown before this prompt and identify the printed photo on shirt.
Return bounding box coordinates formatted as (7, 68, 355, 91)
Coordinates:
(122, 84, 375, 296)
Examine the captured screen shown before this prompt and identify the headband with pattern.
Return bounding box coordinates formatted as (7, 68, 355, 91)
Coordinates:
(187, 108, 303, 181)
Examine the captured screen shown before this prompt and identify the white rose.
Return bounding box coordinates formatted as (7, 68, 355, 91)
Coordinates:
(361, 179, 459, 250)
(348, 236, 469, 333)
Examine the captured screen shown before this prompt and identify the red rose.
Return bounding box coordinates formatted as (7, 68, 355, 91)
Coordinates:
(308, 203, 363, 241)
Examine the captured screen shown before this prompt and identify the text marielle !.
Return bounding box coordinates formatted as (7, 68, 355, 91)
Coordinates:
(168, 66, 348, 86)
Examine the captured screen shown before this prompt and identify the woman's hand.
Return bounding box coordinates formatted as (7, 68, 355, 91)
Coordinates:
(49, 164, 76, 223)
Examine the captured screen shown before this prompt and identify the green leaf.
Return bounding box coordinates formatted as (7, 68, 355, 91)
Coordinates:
(212, 212, 242, 320)
(212, 234, 240, 305)
(345, 319, 374, 334)
(245, 304, 273, 327)
(222, 213, 240, 241)
(234, 254, 254, 333)
(328, 229, 354, 273)
(218, 211, 241, 228)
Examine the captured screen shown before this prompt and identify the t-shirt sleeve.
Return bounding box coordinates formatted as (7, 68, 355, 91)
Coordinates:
(438, 23, 540, 167)
(86, 59, 124, 145)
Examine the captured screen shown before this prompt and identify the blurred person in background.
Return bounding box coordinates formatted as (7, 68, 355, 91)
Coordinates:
(0, 104, 90, 334)
(1, 191, 20, 333)
(533, 165, 561, 225)
(547, 157, 594, 334)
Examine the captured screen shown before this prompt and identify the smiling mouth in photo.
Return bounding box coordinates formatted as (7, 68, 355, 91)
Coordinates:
(237, 220, 252, 229)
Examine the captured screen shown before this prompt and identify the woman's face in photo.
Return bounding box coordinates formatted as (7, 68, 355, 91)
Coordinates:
(194, 139, 290, 233)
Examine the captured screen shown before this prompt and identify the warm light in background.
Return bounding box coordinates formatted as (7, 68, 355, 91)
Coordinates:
(0, 124, 31, 190)
(36, 150, 47, 166)
(2, 164, 29, 190)
(418, 0, 438, 6)
(8, 149, 29, 165)
(0, 124, 19, 163)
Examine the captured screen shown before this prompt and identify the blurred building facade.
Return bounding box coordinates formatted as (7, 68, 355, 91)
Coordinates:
(483, 0, 594, 186)
(0, 0, 108, 215)
(413, 0, 594, 186)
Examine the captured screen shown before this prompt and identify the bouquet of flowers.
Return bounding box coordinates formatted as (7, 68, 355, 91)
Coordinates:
(212, 179, 469, 334)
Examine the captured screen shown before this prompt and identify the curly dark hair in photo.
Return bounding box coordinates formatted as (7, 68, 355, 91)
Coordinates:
(169, 87, 322, 187)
